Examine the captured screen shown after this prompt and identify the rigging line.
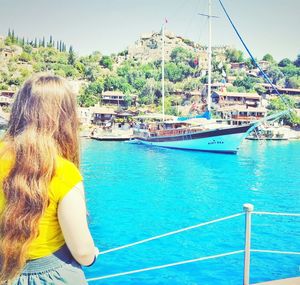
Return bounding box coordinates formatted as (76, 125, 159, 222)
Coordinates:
(218, 0, 290, 108)
(183, 0, 203, 38)
(197, 17, 208, 45)
(98, 212, 243, 255)
(86, 250, 244, 282)
(168, 0, 189, 21)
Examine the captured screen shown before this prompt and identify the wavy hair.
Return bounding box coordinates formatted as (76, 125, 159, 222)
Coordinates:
(0, 74, 80, 283)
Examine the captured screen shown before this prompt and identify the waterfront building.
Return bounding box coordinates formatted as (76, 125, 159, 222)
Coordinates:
(91, 107, 116, 126)
(212, 91, 266, 125)
(216, 105, 266, 125)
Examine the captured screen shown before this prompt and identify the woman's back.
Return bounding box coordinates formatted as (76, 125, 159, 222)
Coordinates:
(0, 143, 82, 259)
(0, 74, 97, 284)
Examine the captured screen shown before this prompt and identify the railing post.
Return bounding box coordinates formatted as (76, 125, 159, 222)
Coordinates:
(243, 203, 254, 285)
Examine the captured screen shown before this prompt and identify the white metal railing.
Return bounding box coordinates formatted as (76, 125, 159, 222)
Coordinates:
(87, 204, 300, 284)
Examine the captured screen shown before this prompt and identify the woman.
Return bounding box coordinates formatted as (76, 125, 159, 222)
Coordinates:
(0, 74, 98, 284)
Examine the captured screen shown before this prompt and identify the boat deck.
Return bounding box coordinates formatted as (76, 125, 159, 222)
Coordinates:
(254, 276, 300, 284)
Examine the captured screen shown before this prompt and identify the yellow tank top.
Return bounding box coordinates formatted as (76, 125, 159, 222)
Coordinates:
(0, 143, 82, 259)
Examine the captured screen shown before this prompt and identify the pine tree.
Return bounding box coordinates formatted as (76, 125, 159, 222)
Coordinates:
(22, 37, 25, 46)
(8, 28, 11, 38)
(68, 45, 75, 65)
(49, 35, 53, 46)
(42, 37, 45, 47)
(11, 30, 15, 43)
(34, 38, 37, 48)
(56, 41, 59, 50)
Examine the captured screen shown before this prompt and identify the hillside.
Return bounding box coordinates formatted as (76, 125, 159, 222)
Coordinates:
(0, 30, 300, 124)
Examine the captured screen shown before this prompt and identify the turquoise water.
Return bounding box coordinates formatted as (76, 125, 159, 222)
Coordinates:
(82, 139, 300, 285)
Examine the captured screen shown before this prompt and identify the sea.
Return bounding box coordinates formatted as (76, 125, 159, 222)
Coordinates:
(82, 139, 300, 285)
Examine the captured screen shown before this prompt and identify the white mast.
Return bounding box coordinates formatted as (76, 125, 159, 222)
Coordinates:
(161, 22, 165, 121)
(199, 1, 218, 115)
(207, 0, 212, 112)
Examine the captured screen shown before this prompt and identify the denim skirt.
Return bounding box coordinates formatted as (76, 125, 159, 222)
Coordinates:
(12, 245, 87, 285)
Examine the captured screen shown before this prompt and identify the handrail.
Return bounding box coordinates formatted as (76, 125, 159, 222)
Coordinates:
(251, 249, 300, 255)
(87, 250, 244, 282)
(87, 205, 300, 284)
(99, 212, 243, 255)
(253, 211, 300, 217)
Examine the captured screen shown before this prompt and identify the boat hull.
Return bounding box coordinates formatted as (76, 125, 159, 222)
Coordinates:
(131, 124, 255, 154)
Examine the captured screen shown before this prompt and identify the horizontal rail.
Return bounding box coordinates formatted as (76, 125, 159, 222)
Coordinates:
(99, 212, 243, 255)
(251, 249, 300, 255)
(87, 250, 244, 282)
(253, 211, 300, 217)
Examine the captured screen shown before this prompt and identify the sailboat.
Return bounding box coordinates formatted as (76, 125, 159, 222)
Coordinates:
(130, 0, 258, 154)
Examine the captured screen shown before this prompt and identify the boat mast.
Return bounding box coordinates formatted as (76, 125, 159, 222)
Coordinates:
(207, 0, 212, 112)
(199, 1, 217, 114)
(161, 22, 165, 121)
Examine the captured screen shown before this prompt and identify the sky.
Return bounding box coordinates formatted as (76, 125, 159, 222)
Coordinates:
(0, 0, 299, 61)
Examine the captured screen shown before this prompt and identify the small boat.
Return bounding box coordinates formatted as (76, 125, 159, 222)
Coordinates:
(90, 128, 134, 141)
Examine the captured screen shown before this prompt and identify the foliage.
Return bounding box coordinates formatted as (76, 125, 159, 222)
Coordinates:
(294, 54, 300, 67)
(170, 47, 196, 68)
(278, 58, 293, 67)
(99, 56, 113, 70)
(233, 76, 262, 91)
(265, 66, 284, 84)
(225, 48, 244, 63)
(262, 53, 276, 64)
(267, 95, 300, 126)
(68, 46, 76, 65)
(78, 79, 103, 107)
(285, 76, 300, 89)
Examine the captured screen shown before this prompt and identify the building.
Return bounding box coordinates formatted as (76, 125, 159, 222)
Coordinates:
(217, 105, 266, 125)
(212, 91, 261, 108)
(212, 91, 266, 125)
(261, 83, 300, 96)
(101, 91, 137, 107)
(230, 62, 247, 70)
(258, 60, 271, 71)
(91, 107, 116, 126)
(0, 90, 14, 107)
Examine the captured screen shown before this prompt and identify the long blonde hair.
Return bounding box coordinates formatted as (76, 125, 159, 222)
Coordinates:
(0, 74, 80, 283)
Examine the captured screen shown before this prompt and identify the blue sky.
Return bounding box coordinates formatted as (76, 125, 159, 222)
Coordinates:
(0, 0, 299, 61)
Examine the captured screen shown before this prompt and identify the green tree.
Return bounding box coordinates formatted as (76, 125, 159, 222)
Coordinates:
(267, 95, 300, 126)
(265, 66, 284, 84)
(285, 76, 300, 89)
(278, 58, 292, 67)
(68, 46, 76, 65)
(225, 48, 244, 63)
(99, 55, 113, 70)
(262, 53, 276, 63)
(170, 47, 195, 67)
(294, 54, 300, 67)
(165, 62, 184, 82)
(233, 76, 261, 91)
(23, 44, 33, 54)
(78, 80, 103, 107)
(18, 52, 32, 62)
